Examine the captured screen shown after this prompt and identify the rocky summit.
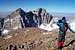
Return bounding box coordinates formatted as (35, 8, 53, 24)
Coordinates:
(0, 28, 75, 50)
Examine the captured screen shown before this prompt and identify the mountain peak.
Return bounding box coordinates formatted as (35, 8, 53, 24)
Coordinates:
(15, 8, 25, 14)
(16, 8, 23, 11)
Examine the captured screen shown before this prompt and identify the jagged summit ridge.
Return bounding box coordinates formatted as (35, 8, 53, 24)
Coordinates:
(1, 8, 53, 30)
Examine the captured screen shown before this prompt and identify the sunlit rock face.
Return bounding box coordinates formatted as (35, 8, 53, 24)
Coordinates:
(4, 8, 25, 30)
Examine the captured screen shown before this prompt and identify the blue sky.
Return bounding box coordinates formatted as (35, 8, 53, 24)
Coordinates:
(0, 0, 75, 13)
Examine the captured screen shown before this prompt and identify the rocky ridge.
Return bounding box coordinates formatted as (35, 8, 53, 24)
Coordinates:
(1, 8, 53, 30)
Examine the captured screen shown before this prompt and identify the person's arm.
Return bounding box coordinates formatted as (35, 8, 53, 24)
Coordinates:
(68, 23, 75, 33)
(69, 27, 75, 33)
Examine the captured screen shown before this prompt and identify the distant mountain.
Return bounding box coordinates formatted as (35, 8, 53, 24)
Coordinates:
(2, 8, 53, 30)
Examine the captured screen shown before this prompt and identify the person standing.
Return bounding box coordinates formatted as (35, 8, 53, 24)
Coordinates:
(56, 17, 75, 50)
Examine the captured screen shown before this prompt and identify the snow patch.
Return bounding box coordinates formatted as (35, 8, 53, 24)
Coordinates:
(39, 23, 59, 31)
(39, 18, 59, 31)
(2, 29, 10, 35)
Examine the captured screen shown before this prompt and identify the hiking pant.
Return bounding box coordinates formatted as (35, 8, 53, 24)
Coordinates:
(57, 31, 65, 49)
(58, 31, 65, 42)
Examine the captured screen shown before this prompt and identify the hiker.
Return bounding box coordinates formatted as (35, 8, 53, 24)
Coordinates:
(56, 17, 75, 50)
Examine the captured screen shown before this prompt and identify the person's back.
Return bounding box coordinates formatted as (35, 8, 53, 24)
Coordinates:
(57, 20, 65, 34)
